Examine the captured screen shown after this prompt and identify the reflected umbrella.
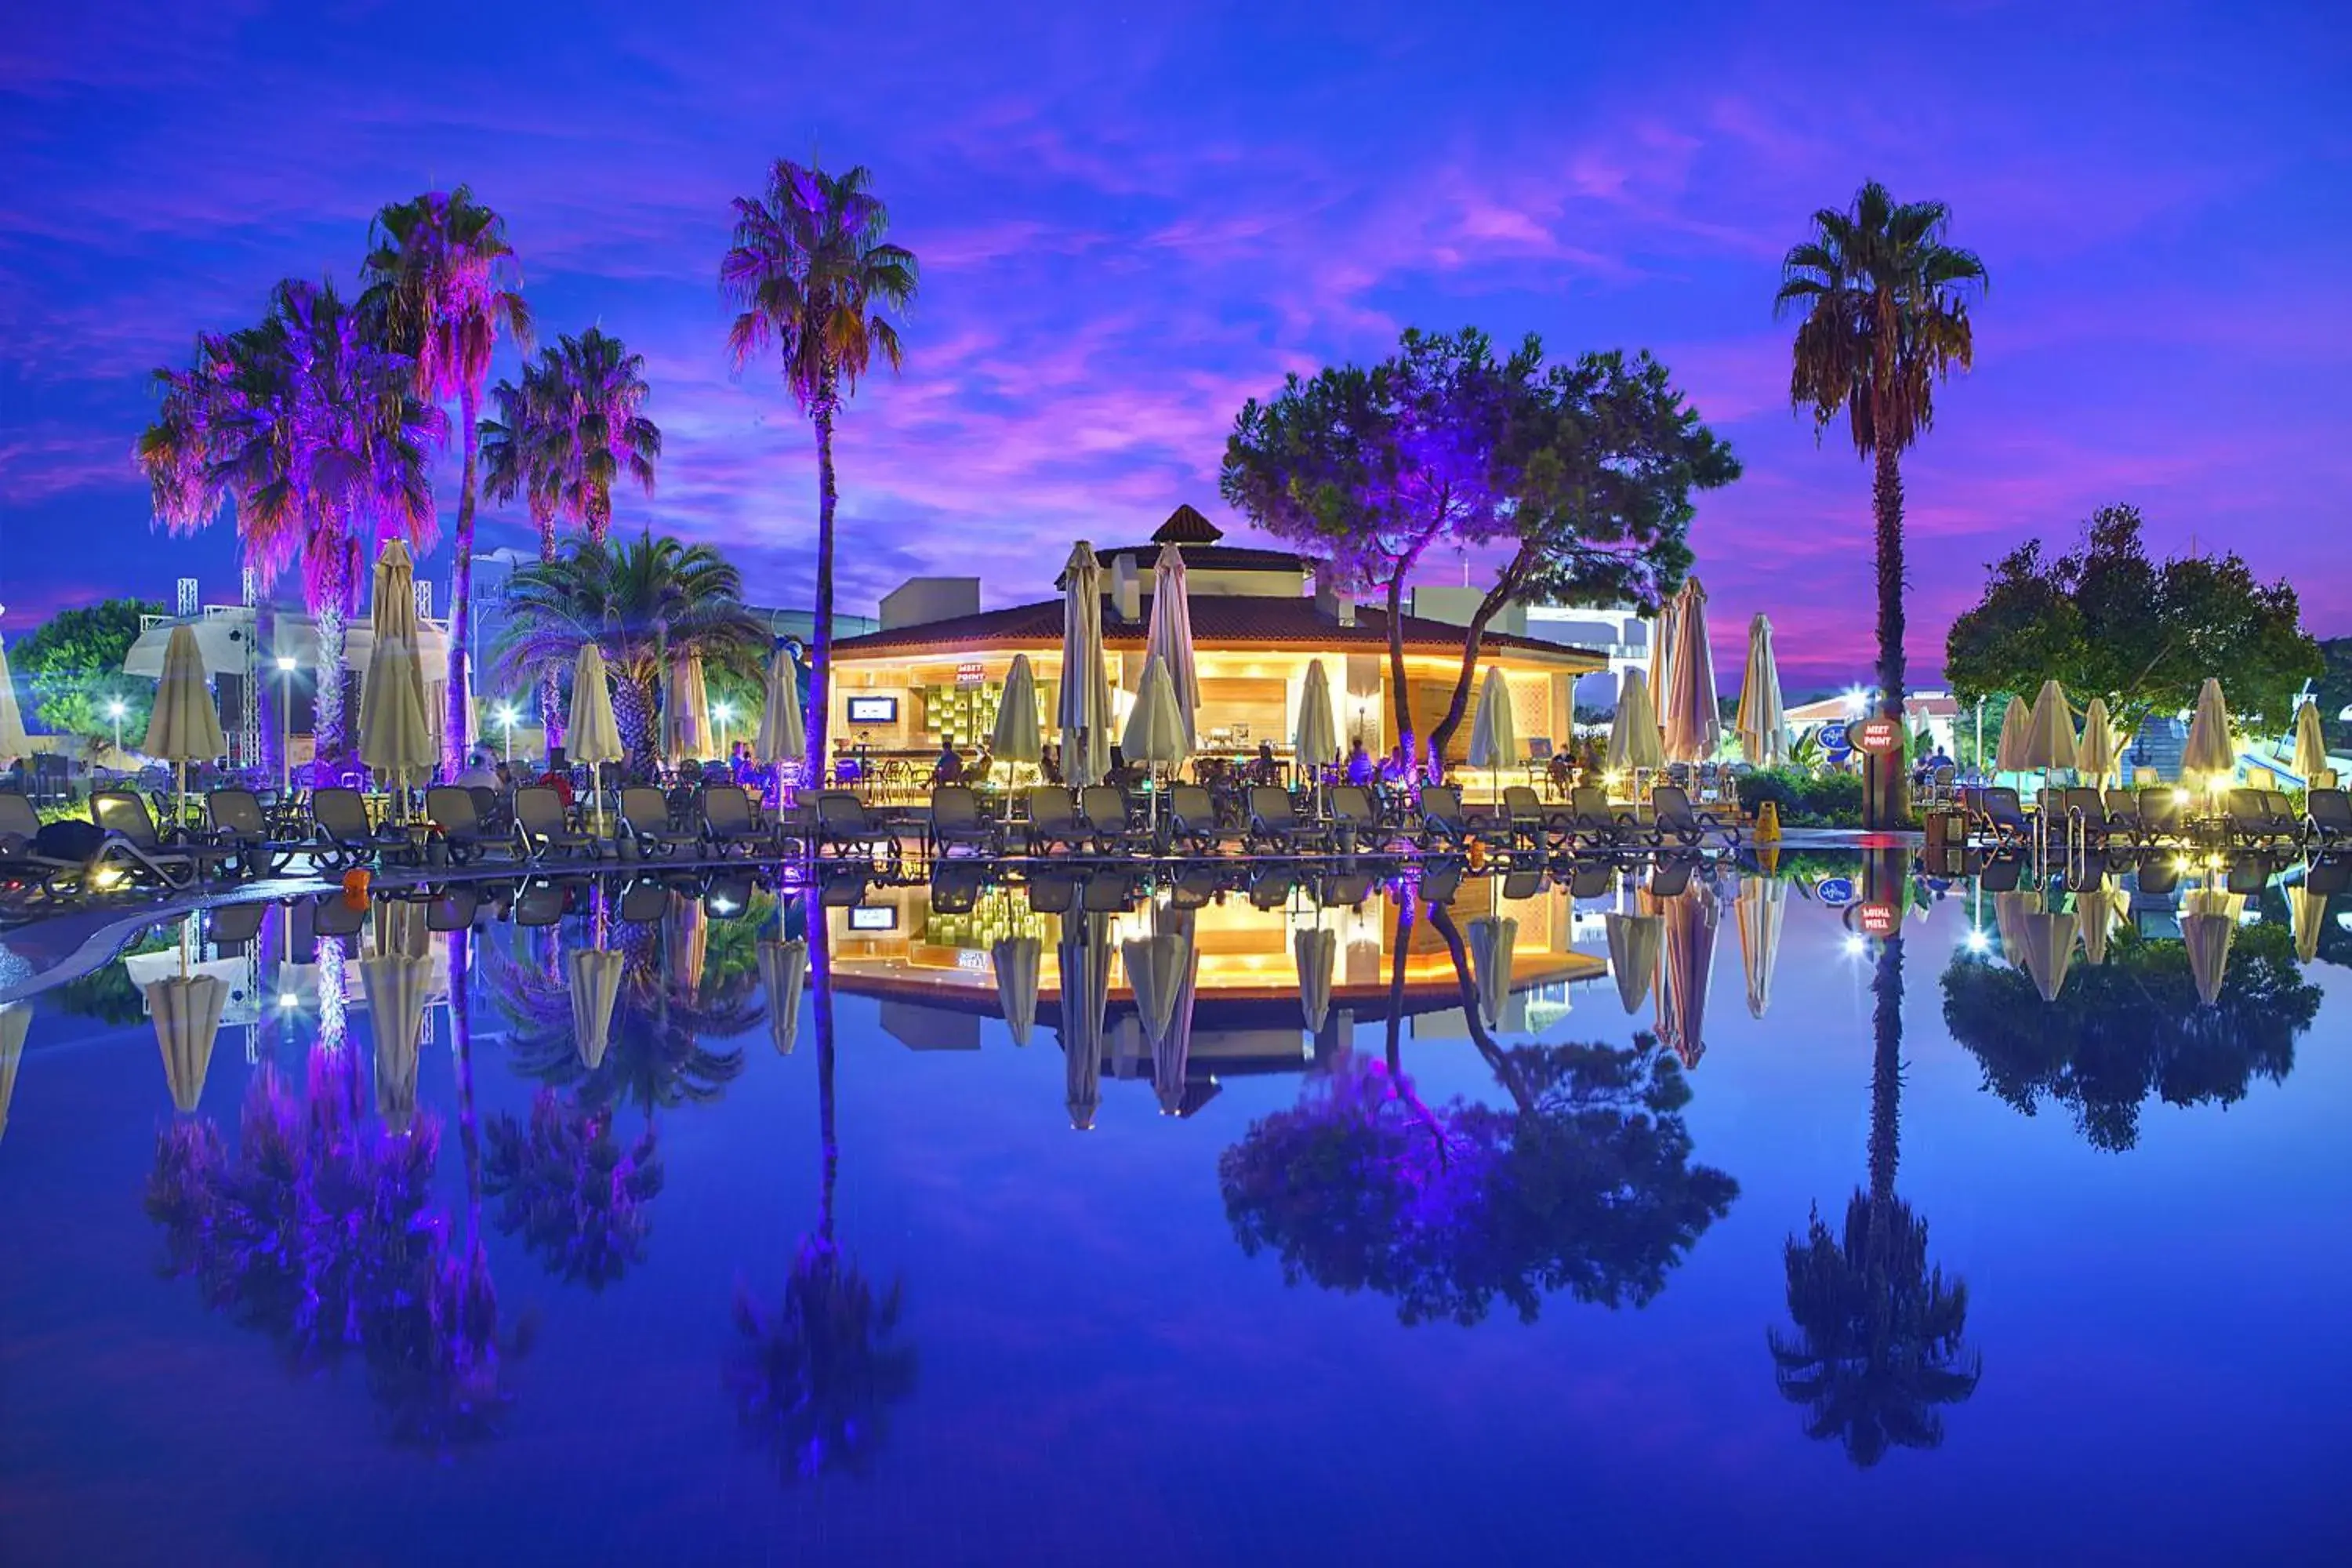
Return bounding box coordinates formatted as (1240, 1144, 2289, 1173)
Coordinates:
(1467, 912, 1518, 1029)
(1294, 926, 1338, 1035)
(360, 945, 430, 1134)
(1653, 884, 1718, 1069)
(569, 948, 623, 1071)
(991, 936, 1040, 1047)
(1058, 909, 1112, 1131)
(1606, 906, 1662, 1014)
(1734, 873, 1786, 1018)
(148, 972, 227, 1114)
(2180, 887, 2242, 1007)
(0, 1001, 27, 1143)
(760, 937, 809, 1055)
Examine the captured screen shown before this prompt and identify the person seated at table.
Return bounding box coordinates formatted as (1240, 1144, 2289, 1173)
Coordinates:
(933, 739, 965, 785)
(730, 740, 755, 785)
(1041, 742, 1064, 785)
(1254, 740, 1279, 786)
(1345, 738, 1375, 787)
(452, 747, 501, 790)
(533, 768, 575, 809)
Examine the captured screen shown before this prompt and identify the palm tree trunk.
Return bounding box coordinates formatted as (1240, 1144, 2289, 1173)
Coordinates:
(1867, 931, 1903, 1208)
(612, 671, 657, 776)
(440, 383, 480, 778)
(1870, 432, 1909, 829)
(812, 913, 837, 1248)
(588, 485, 611, 546)
(805, 393, 840, 792)
(447, 929, 485, 1249)
(313, 599, 347, 778)
(534, 499, 563, 755)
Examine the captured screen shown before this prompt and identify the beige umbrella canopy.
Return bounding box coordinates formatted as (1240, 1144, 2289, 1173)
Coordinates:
(2288, 883, 2328, 965)
(143, 624, 227, 817)
(1734, 874, 1786, 1019)
(1293, 926, 1338, 1035)
(664, 652, 712, 763)
(1659, 579, 1722, 764)
(1468, 914, 1519, 1029)
(360, 948, 430, 1133)
(1145, 543, 1201, 749)
(753, 648, 806, 770)
(990, 653, 1044, 770)
(2018, 903, 2078, 1004)
(1992, 890, 2031, 967)
(0, 1001, 29, 1145)
(2181, 678, 2236, 789)
(2180, 887, 2243, 1006)
(148, 973, 227, 1114)
(1605, 909, 1662, 1014)
(568, 644, 625, 768)
(1058, 542, 1113, 789)
(760, 937, 809, 1055)
(1653, 887, 1717, 1069)
(2079, 884, 2133, 967)
(991, 935, 1041, 1046)
(0, 637, 31, 767)
(1294, 659, 1339, 779)
(358, 539, 436, 796)
(1608, 667, 1665, 775)
(568, 948, 623, 1071)
(1121, 654, 1190, 771)
(666, 896, 708, 993)
(1058, 909, 1112, 1130)
(2294, 699, 2329, 786)
(1734, 614, 1788, 768)
(1468, 668, 1518, 799)
(2078, 699, 2121, 789)
(2017, 681, 2078, 773)
(1126, 907, 1199, 1116)
(1992, 695, 2032, 776)
(1649, 594, 1679, 721)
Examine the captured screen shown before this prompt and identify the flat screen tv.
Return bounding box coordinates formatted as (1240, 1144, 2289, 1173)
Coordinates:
(846, 695, 898, 725)
(848, 906, 897, 932)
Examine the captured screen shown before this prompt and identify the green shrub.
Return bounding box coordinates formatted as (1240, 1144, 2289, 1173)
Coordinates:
(1736, 767, 1866, 826)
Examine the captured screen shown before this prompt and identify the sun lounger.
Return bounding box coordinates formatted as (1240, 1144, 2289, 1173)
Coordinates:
(1168, 784, 1240, 855)
(620, 786, 702, 859)
(1081, 871, 1139, 913)
(1565, 786, 1642, 848)
(818, 868, 872, 908)
(699, 783, 776, 858)
(929, 784, 1001, 857)
(703, 873, 758, 917)
(2265, 790, 2303, 844)
(2102, 788, 2143, 844)
(0, 792, 80, 898)
(1647, 855, 1699, 898)
(205, 788, 307, 877)
(1317, 869, 1377, 908)
(1025, 788, 1085, 855)
(1501, 866, 1544, 901)
(2226, 788, 2297, 846)
(1415, 785, 1472, 849)
(1499, 786, 1548, 851)
(512, 877, 572, 927)
(309, 787, 395, 870)
(91, 789, 234, 887)
(1245, 786, 1327, 855)
(815, 790, 899, 861)
(2224, 852, 2275, 897)
(2132, 852, 2180, 898)
(1080, 786, 1142, 854)
(616, 877, 670, 924)
(1562, 859, 1615, 900)
(1027, 870, 1080, 914)
(2306, 855, 2350, 896)
(425, 887, 481, 931)
(1976, 851, 2027, 894)
(2136, 786, 2184, 845)
(2307, 787, 2352, 848)
(1650, 784, 1740, 848)
(423, 786, 514, 866)
(930, 862, 984, 915)
(1418, 860, 1465, 904)
(310, 891, 368, 938)
(1977, 787, 2031, 847)
(1325, 786, 1387, 851)
(515, 786, 597, 862)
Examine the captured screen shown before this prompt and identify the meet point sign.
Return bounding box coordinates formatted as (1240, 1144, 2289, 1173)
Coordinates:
(1852, 717, 1903, 754)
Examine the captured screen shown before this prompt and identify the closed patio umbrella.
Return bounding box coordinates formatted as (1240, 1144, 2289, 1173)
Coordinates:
(1734, 873, 1786, 1019)
(1122, 654, 1189, 835)
(754, 648, 806, 771)
(1294, 659, 1339, 785)
(568, 947, 623, 1071)
(1660, 579, 1721, 764)
(568, 643, 624, 836)
(2078, 699, 2120, 789)
(1607, 667, 1664, 775)
(1734, 614, 1788, 768)
(1653, 886, 1717, 1069)
(1468, 668, 1517, 804)
(1058, 542, 1113, 788)
(2079, 884, 2132, 967)
(0, 1001, 28, 1145)
(358, 539, 435, 806)
(991, 653, 1044, 776)
(148, 972, 227, 1114)
(992, 935, 1041, 1046)
(2180, 886, 2241, 1006)
(2017, 680, 2078, 773)
(760, 937, 808, 1055)
(2293, 698, 2329, 786)
(1145, 543, 1200, 749)
(2182, 678, 2235, 790)
(0, 637, 29, 767)
(143, 624, 226, 824)
(1992, 889, 2031, 967)
(1649, 594, 1679, 724)
(1125, 906, 1198, 1116)
(1057, 909, 1111, 1130)
(666, 895, 707, 993)
(1992, 695, 2032, 777)
(1467, 913, 1519, 1029)
(360, 946, 430, 1132)
(1605, 908, 1661, 1013)
(1293, 926, 1338, 1034)
(2018, 902, 2078, 1004)
(664, 652, 712, 764)
(2288, 881, 2328, 965)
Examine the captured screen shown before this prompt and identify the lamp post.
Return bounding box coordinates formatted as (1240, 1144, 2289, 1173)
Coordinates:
(713, 699, 735, 763)
(275, 655, 297, 792)
(495, 702, 517, 763)
(105, 697, 126, 759)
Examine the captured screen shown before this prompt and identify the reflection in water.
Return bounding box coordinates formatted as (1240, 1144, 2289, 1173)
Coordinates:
(1219, 897, 1737, 1326)
(484, 1093, 664, 1290)
(1941, 918, 2318, 1152)
(726, 911, 918, 1483)
(1769, 931, 1981, 1468)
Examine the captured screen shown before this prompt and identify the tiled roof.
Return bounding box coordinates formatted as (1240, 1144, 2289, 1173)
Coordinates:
(832, 593, 1606, 665)
(1058, 543, 1311, 583)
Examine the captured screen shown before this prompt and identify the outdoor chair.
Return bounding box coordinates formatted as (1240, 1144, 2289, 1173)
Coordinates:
(515, 786, 597, 862)
(0, 792, 83, 900)
(1168, 784, 1241, 855)
(1501, 786, 1548, 851)
(92, 789, 233, 888)
(616, 877, 671, 924)
(2307, 787, 2351, 848)
(1650, 784, 1740, 848)
(205, 788, 307, 877)
(1414, 786, 1472, 850)
(2136, 787, 2186, 846)
(423, 786, 512, 866)
(2103, 789, 2143, 844)
(929, 862, 984, 915)
(1327, 785, 1386, 850)
(929, 784, 1001, 858)
(310, 891, 368, 939)
(1561, 859, 1616, 901)
(1080, 786, 1143, 855)
(815, 790, 899, 862)
(2226, 788, 2297, 847)
(1245, 786, 1327, 855)
(1977, 787, 2031, 847)
(309, 787, 394, 870)
(425, 887, 481, 932)
(699, 784, 776, 859)
(616, 786, 699, 859)
(1025, 788, 1085, 855)
(2132, 852, 2181, 898)
(1026, 870, 1080, 914)
(1647, 855, 1699, 899)
(1566, 786, 1641, 849)
(1976, 852, 2027, 894)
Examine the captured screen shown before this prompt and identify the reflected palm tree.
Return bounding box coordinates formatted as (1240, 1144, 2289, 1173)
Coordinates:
(1768, 931, 1980, 1467)
(725, 909, 916, 1481)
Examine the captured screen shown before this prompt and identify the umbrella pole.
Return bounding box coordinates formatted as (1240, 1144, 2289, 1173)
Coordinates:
(175, 760, 187, 832)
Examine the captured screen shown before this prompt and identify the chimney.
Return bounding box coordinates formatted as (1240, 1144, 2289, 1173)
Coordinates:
(1110, 552, 1142, 622)
(1314, 564, 1356, 627)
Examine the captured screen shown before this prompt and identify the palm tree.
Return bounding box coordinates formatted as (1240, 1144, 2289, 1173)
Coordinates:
(1767, 933, 1981, 1465)
(491, 532, 766, 771)
(480, 354, 568, 744)
(1777, 181, 1986, 827)
(138, 278, 443, 766)
(546, 328, 660, 545)
(721, 159, 919, 787)
(360, 187, 533, 776)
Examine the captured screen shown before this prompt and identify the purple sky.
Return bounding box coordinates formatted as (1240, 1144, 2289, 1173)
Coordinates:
(3, 1, 2347, 688)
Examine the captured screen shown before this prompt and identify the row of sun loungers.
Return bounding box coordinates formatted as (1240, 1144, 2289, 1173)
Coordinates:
(1972, 786, 2350, 850)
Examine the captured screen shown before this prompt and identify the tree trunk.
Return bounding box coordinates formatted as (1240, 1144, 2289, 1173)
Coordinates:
(447, 929, 485, 1249)
(611, 670, 657, 775)
(1869, 418, 1908, 829)
(535, 499, 563, 755)
(445, 383, 482, 779)
(1867, 931, 1903, 1208)
(1428, 575, 1519, 760)
(587, 484, 611, 546)
(805, 390, 840, 791)
(1425, 902, 1534, 1116)
(314, 598, 347, 779)
(1384, 570, 1414, 764)
(812, 911, 837, 1247)
(1384, 896, 1413, 1076)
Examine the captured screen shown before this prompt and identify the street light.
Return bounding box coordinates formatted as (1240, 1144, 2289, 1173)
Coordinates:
(495, 702, 518, 762)
(275, 655, 298, 792)
(713, 699, 736, 760)
(104, 696, 127, 757)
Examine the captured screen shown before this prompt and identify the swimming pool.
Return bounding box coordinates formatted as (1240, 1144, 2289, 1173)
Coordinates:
(1, 851, 2346, 1564)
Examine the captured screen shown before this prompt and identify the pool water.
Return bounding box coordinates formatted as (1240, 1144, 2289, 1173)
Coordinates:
(1, 853, 2347, 1566)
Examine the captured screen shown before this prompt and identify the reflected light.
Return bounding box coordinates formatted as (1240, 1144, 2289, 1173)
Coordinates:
(1965, 928, 1990, 953)
(278, 993, 299, 1009)
(1842, 935, 1867, 956)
